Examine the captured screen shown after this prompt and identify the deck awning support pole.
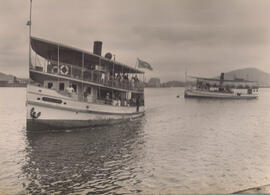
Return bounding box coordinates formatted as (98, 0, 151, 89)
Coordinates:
(113, 54, 115, 73)
(57, 44, 60, 83)
(113, 62, 114, 76)
(98, 57, 101, 83)
(57, 44, 60, 74)
(81, 52, 84, 99)
(34, 52, 36, 68)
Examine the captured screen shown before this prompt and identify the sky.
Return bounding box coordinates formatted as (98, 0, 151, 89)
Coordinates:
(1, 0, 270, 82)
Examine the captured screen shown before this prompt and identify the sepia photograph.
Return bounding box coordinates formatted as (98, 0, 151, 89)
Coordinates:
(1, 0, 270, 194)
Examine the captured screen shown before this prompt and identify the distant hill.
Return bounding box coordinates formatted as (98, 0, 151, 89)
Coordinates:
(220, 68, 270, 86)
(161, 80, 185, 87)
(0, 72, 28, 87)
(159, 67, 270, 88)
(0, 72, 14, 81)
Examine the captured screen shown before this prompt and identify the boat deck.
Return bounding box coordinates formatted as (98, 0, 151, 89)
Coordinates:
(184, 89, 258, 99)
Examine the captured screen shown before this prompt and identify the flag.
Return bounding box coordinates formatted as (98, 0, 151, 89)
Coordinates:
(137, 58, 153, 71)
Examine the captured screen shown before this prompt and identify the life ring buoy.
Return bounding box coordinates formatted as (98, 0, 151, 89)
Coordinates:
(52, 66, 58, 74)
(60, 65, 69, 75)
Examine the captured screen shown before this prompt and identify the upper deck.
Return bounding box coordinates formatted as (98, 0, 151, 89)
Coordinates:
(189, 76, 259, 89)
(30, 36, 144, 93)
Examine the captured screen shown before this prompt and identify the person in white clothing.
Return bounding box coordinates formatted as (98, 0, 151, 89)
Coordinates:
(66, 85, 75, 94)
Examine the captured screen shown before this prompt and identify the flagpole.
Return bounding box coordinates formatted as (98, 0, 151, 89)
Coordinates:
(28, 0, 32, 68)
(185, 66, 187, 82)
(185, 66, 187, 89)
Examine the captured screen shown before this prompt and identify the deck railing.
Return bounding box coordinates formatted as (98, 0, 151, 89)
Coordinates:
(31, 61, 144, 92)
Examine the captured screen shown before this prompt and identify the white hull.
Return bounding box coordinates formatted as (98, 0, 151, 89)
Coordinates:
(26, 85, 144, 131)
(184, 89, 258, 99)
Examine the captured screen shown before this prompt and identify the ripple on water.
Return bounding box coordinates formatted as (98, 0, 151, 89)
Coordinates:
(1, 88, 270, 194)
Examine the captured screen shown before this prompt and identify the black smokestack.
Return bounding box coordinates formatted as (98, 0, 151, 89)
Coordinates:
(220, 73, 224, 80)
(219, 72, 224, 91)
(93, 41, 102, 56)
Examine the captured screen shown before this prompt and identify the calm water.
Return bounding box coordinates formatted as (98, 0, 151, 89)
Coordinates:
(1, 87, 270, 194)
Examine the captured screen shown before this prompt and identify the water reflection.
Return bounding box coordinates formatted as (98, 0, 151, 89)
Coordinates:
(22, 120, 145, 194)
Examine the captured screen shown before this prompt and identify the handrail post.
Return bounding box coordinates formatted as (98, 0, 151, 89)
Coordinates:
(57, 44, 60, 75)
(81, 52, 84, 100)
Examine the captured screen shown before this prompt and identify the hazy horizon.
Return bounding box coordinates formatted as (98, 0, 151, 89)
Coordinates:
(1, 0, 270, 82)
(1, 66, 270, 84)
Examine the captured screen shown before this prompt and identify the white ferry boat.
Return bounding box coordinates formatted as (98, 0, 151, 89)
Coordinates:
(26, 37, 145, 131)
(184, 73, 259, 99)
(25, 1, 146, 131)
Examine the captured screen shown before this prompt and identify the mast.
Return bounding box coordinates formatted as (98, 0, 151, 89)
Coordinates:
(185, 66, 187, 89)
(28, 0, 32, 68)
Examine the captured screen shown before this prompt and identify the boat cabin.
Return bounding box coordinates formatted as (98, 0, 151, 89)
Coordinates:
(29, 37, 145, 107)
(188, 73, 259, 96)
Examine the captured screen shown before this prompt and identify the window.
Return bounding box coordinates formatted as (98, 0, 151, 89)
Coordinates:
(48, 82, 53, 89)
(59, 83, 65, 91)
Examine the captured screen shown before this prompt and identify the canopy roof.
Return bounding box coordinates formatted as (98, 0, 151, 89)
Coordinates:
(31, 36, 144, 74)
(189, 76, 257, 83)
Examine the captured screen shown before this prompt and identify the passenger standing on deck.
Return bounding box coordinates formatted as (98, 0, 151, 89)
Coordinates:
(66, 85, 76, 98)
(105, 92, 110, 104)
(66, 85, 74, 93)
(134, 75, 139, 88)
(136, 95, 140, 112)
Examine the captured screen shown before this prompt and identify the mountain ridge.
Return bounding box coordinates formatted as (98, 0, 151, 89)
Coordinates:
(0, 72, 16, 81)
(220, 67, 270, 86)
(1, 67, 270, 87)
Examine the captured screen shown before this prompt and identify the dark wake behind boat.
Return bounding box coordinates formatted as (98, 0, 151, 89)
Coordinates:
(26, 37, 145, 131)
(184, 73, 259, 99)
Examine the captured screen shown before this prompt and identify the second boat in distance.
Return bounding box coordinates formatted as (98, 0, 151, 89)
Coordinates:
(184, 73, 259, 99)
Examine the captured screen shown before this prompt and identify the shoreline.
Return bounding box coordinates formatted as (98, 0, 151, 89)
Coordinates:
(233, 184, 270, 194)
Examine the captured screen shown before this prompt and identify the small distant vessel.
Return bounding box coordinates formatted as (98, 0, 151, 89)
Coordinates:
(184, 73, 259, 99)
(26, 1, 145, 131)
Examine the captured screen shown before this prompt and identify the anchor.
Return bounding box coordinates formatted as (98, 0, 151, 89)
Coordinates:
(30, 107, 41, 119)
